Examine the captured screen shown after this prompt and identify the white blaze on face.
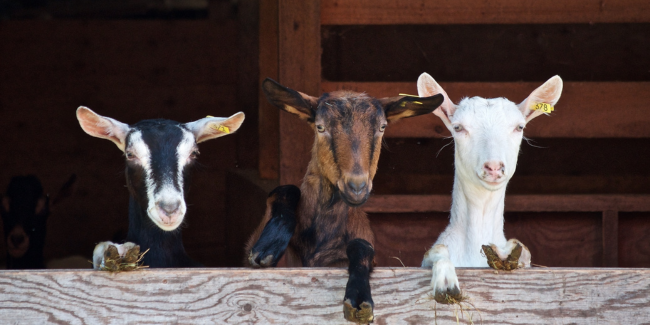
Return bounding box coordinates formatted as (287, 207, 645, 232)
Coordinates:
(128, 130, 196, 231)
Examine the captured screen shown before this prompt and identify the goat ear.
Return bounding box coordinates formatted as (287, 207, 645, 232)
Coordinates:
(380, 94, 444, 122)
(51, 174, 77, 208)
(518, 75, 563, 123)
(185, 112, 245, 143)
(262, 78, 318, 122)
(77, 107, 130, 152)
(417, 72, 457, 130)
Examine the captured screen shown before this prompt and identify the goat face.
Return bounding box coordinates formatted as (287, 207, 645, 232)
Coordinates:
(262, 78, 443, 206)
(77, 107, 244, 231)
(418, 73, 563, 191)
(1, 175, 48, 259)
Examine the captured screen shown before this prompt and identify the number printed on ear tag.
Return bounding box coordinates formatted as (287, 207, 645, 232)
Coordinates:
(211, 125, 230, 133)
(531, 103, 554, 113)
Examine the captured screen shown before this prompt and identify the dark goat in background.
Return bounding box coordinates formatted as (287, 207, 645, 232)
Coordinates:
(1, 174, 76, 269)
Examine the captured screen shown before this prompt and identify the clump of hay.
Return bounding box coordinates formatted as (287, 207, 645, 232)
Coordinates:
(481, 243, 522, 271)
(98, 245, 149, 273)
(419, 291, 482, 325)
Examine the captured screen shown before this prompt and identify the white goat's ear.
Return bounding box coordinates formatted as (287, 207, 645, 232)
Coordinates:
(76, 106, 130, 151)
(185, 112, 245, 143)
(417, 72, 456, 130)
(518, 75, 563, 123)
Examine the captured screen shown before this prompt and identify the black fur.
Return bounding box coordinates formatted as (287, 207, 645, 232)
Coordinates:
(344, 238, 375, 312)
(121, 119, 201, 268)
(250, 185, 300, 267)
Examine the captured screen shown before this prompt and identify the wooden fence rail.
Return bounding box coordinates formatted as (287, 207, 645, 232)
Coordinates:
(1, 268, 649, 324)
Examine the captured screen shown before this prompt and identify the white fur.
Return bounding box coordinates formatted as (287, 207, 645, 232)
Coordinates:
(418, 73, 562, 296)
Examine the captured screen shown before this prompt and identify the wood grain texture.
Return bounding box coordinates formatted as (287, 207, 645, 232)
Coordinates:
(321, 0, 650, 25)
(602, 210, 619, 267)
(363, 194, 650, 213)
(619, 213, 650, 268)
(258, 0, 280, 180)
(278, 0, 320, 186)
(505, 213, 603, 267)
(0, 268, 649, 324)
(322, 81, 650, 138)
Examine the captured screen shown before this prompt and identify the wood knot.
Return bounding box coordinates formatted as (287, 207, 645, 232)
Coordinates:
(435, 125, 445, 134)
(162, 280, 168, 284)
(244, 304, 253, 312)
(311, 277, 318, 283)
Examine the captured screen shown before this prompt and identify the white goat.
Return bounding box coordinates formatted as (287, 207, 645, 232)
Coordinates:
(418, 73, 563, 301)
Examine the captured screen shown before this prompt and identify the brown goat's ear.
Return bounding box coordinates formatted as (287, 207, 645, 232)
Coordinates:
(262, 78, 318, 122)
(380, 94, 444, 122)
(77, 106, 130, 151)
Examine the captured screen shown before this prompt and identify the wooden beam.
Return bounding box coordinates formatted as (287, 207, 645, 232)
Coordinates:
(258, 0, 280, 179)
(321, 0, 650, 25)
(363, 194, 650, 213)
(602, 210, 619, 267)
(278, 0, 320, 186)
(322, 81, 650, 138)
(1, 268, 649, 324)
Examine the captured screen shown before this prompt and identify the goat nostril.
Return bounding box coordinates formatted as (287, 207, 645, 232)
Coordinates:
(158, 201, 181, 216)
(347, 180, 367, 194)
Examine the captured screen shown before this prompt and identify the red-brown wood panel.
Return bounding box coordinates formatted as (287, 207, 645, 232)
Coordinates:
(322, 0, 650, 25)
(322, 81, 650, 139)
(258, 0, 280, 179)
(278, 0, 320, 186)
(619, 213, 650, 267)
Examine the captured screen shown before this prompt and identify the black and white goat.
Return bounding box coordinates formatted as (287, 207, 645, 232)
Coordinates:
(1, 174, 76, 269)
(77, 107, 244, 268)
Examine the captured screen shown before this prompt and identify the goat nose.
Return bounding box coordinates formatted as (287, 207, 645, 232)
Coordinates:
(10, 234, 25, 246)
(347, 179, 367, 195)
(483, 161, 505, 176)
(158, 201, 181, 216)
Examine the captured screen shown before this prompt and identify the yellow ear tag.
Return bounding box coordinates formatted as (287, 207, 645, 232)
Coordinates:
(212, 125, 230, 133)
(531, 103, 554, 113)
(205, 115, 230, 133)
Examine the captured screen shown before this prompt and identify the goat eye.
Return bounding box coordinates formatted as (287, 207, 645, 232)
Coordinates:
(379, 124, 387, 132)
(516, 125, 524, 132)
(316, 125, 325, 133)
(126, 152, 136, 160)
(453, 125, 463, 132)
(190, 150, 199, 159)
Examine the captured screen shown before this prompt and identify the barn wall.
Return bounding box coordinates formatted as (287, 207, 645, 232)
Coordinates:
(0, 9, 257, 267)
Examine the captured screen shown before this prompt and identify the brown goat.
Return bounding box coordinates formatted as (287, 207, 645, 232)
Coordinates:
(246, 78, 443, 323)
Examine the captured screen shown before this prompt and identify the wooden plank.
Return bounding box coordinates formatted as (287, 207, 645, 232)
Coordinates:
(363, 194, 650, 213)
(321, 0, 650, 25)
(258, 0, 280, 179)
(278, 0, 321, 186)
(602, 210, 619, 267)
(0, 268, 649, 324)
(322, 81, 650, 138)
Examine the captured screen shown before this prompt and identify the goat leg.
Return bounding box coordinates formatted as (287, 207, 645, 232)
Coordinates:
(248, 185, 300, 267)
(343, 238, 375, 324)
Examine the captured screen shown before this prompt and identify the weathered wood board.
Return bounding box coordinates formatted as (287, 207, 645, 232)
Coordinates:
(322, 0, 650, 25)
(0, 268, 648, 324)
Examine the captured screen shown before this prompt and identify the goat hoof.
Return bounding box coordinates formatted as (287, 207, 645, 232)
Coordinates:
(433, 285, 463, 304)
(248, 251, 274, 268)
(482, 243, 524, 271)
(343, 299, 374, 324)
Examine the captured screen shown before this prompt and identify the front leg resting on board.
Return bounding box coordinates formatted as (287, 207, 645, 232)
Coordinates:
(422, 244, 462, 303)
(343, 238, 375, 324)
(483, 238, 531, 270)
(247, 185, 300, 267)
